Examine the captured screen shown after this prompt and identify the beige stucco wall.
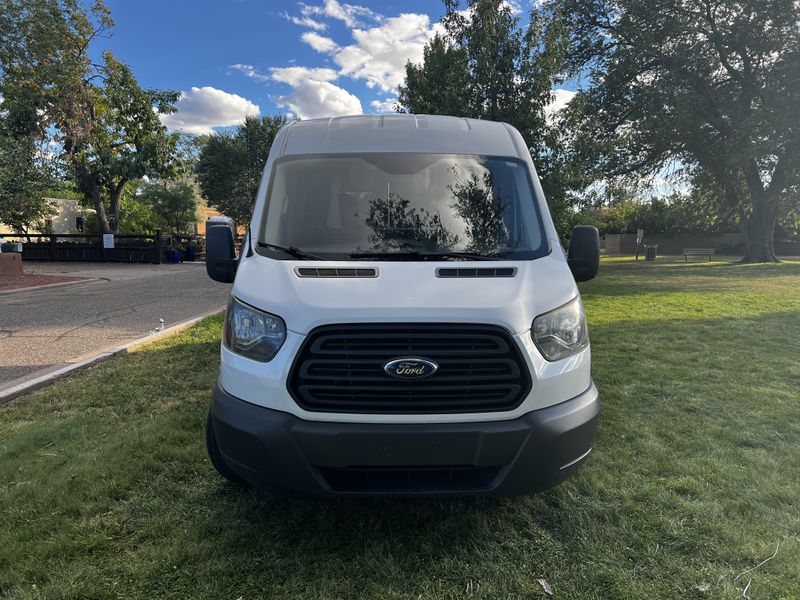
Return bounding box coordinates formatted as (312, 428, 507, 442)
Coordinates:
(0, 198, 84, 235)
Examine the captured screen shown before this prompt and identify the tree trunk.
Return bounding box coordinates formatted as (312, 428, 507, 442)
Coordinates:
(108, 179, 128, 234)
(740, 158, 780, 263)
(742, 195, 778, 263)
(89, 186, 112, 234)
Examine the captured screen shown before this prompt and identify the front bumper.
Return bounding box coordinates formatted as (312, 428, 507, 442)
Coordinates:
(209, 382, 600, 497)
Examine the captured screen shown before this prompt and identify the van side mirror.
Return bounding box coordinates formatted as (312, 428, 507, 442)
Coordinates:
(568, 225, 600, 282)
(206, 224, 237, 283)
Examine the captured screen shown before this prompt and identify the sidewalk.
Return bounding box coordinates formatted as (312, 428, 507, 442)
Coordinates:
(0, 262, 230, 387)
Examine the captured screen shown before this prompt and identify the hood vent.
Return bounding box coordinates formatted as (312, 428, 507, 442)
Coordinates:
(436, 267, 517, 278)
(295, 267, 378, 278)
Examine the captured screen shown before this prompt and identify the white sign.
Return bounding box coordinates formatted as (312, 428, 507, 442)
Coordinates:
(103, 234, 115, 249)
(636, 228, 644, 243)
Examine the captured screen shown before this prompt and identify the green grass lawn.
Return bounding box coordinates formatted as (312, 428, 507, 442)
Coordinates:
(2, 257, 799, 600)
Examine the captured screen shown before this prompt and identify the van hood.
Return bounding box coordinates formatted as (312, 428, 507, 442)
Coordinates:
(231, 254, 578, 335)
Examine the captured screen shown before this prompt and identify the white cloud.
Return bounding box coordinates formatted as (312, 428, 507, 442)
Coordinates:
(270, 66, 339, 86)
(228, 63, 270, 82)
(333, 13, 434, 92)
(370, 97, 399, 113)
(277, 80, 362, 119)
(502, 0, 523, 14)
(269, 66, 361, 119)
(281, 10, 327, 31)
(244, 3, 438, 120)
(278, 2, 435, 97)
(300, 0, 380, 28)
(159, 86, 260, 135)
(545, 89, 577, 118)
(301, 31, 338, 53)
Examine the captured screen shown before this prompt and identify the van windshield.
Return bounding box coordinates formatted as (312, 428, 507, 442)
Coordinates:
(258, 154, 549, 261)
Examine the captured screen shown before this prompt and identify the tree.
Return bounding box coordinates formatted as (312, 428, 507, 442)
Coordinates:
(138, 179, 200, 237)
(399, 35, 470, 118)
(551, 0, 800, 262)
(0, 129, 56, 233)
(196, 115, 287, 226)
(57, 51, 179, 234)
(0, 0, 68, 232)
(397, 0, 581, 233)
(1, 0, 180, 234)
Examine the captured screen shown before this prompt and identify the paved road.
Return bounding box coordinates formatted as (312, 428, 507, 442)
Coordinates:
(0, 262, 231, 386)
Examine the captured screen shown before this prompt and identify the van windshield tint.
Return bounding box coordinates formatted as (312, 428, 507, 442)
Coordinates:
(258, 154, 548, 260)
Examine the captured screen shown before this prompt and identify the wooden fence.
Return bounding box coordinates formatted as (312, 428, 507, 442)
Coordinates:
(0, 231, 164, 264)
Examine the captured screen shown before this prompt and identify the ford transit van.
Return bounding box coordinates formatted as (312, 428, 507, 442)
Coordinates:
(204, 114, 600, 496)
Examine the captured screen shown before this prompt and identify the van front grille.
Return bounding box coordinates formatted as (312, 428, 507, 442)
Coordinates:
(288, 324, 531, 414)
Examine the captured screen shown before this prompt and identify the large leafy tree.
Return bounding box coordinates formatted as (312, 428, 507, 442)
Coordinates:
(0, 131, 56, 233)
(398, 35, 470, 118)
(195, 115, 287, 226)
(1, 0, 179, 234)
(552, 0, 800, 262)
(58, 52, 179, 233)
(138, 179, 200, 237)
(398, 0, 580, 234)
(0, 0, 66, 232)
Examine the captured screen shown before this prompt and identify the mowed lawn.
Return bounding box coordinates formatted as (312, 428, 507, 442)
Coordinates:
(1, 258, 799, 600)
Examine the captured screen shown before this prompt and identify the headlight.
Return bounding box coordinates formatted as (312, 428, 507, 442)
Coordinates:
(223, 296, 286, 362)
(532, 297, 589, 361)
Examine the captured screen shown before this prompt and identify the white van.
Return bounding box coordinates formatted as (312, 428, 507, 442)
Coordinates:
(204, 114, 600, 496)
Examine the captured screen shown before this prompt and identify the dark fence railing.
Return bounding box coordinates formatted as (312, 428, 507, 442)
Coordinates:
(0, 231, 164, 264)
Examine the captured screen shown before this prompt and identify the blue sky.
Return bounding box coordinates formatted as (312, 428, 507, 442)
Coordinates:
(94, 0, 574, 134)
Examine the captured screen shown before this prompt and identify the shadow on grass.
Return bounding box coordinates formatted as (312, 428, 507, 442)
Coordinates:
(153, 310, 799, 584)
(598, 258, 800, 278)
(2, 311, 800, 598)
(112, 313, 800, 585)
(578, 259, 800, 299)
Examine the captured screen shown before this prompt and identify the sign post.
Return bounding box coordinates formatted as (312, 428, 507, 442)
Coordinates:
(635, 228, 644, 261)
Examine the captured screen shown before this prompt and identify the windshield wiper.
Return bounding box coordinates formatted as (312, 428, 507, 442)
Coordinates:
(348, 250, 513, 261)
(257, 242, 327, 261)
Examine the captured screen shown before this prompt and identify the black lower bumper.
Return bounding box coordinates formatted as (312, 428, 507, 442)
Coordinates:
(209, 383, 600, 497)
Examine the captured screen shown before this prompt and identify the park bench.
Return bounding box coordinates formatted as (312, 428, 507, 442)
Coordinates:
(683, 248, 716, 261)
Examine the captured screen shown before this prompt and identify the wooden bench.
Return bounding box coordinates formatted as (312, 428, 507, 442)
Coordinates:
(683, 248, 716, 261)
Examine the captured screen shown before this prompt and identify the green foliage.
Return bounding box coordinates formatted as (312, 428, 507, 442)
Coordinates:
(138, 179, 200, 236)
(0, 0, 71, 232)
(195, 115, 287, 226)
(397, 0, 588, 239)
(0, 131, 56, 232)
(551, 0, 800, 261)
(398, 35, 469, 117)
(57, 51, 180, 233)
(0, 0, 180, 234)
(116, 191, 162, 235)
(2, 259, 800, 598)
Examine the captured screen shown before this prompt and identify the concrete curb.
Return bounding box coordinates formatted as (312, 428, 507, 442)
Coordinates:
(0, 277, 99, 295)
(0, 306, 224, 403)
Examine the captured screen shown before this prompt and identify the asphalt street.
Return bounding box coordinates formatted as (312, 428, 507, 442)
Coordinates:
(0, 262, 231, 387)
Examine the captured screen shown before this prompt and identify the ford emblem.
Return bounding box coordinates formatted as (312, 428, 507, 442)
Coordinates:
(383, 357, 439, 379)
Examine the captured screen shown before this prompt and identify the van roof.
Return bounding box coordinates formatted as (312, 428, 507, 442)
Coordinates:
(279, 114, 525, 159)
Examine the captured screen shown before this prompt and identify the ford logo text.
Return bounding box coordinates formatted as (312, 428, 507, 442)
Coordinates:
(383, 357, 439, 379)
